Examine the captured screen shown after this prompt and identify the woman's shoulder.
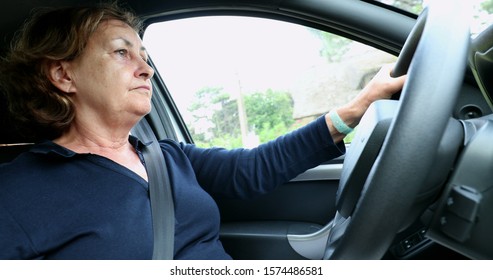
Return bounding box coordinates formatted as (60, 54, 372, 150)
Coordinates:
(158, 138, 202, 155)
(0, 141, 73, 188)
(0, 150, 44, 201)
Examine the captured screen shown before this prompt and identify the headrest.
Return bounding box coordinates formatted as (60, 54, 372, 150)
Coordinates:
(0, 92, 17, 143)
(0, 91, 37, 144)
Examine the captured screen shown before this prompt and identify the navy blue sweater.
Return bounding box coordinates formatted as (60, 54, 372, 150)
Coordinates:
(0, 116, 344, 259)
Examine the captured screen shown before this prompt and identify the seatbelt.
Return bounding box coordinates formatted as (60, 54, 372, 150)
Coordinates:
(132, 118, 174, 260)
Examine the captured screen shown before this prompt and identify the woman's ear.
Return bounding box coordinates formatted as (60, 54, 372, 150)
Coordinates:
(47, 61, 75, 93)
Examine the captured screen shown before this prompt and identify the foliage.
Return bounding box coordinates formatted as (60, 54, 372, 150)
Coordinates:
(244, 89, 294, 143)
(187, 87, 240, 145)
(188, 87, 295, 149)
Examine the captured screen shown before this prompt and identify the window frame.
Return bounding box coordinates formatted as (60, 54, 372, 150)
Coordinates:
(140, 3, 415, 144)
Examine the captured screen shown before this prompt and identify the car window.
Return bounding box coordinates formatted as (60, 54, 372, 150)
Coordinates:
(144, 17, 396, 149)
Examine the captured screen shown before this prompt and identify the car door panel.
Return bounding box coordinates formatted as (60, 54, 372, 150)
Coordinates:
(217, 161, 343, 259)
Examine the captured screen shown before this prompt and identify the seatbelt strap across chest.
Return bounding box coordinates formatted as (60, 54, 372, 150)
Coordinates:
(132, 118, 174, 260)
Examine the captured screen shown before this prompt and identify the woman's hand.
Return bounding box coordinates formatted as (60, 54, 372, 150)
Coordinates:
(326, 63, 406, 143)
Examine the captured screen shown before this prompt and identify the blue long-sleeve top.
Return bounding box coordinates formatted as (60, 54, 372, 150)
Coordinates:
(0, 116, 344, 259)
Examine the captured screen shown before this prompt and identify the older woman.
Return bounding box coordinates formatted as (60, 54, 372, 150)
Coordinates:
(0, 4, 405, 259)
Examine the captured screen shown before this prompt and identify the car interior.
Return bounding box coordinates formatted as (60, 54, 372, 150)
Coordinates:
(1, 0, 493, 260)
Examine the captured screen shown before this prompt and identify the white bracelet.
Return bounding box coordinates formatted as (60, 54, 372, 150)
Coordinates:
(329, 110, 354, 135)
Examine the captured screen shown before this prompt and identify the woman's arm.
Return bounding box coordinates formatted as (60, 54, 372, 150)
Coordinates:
(327, 64, 406, 143)
(183, 64, 405, 199)
(182, 116, 345, 199)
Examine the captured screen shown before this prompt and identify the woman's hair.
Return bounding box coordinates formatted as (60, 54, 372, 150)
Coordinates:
(0, 2, 142, 141)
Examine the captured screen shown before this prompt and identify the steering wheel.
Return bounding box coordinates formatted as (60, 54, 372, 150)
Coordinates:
(324, 2, 470, 259)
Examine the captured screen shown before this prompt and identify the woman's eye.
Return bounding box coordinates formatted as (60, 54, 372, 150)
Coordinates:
(116, 49, 128, 56)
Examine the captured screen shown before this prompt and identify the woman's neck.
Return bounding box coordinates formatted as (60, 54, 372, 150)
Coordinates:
(53, 120, 132, 154)
(53, 119, 149, 182)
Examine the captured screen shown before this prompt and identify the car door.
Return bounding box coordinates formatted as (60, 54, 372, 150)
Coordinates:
(142, 11, 400, 260)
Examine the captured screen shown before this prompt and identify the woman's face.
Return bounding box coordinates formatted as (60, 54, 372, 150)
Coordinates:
(66, 19, 154, 127)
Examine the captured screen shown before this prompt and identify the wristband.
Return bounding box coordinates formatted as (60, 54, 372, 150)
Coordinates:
(329, 110, 354, 135)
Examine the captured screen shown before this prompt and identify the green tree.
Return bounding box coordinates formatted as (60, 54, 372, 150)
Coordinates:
(188, 87, 240, 147)
(245, 89, 294, 143)
(245, 90, 293, 128)
(188, 87, 295, 148)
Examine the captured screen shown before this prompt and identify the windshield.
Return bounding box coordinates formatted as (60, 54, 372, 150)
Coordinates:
(372, 0, 493, 36)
